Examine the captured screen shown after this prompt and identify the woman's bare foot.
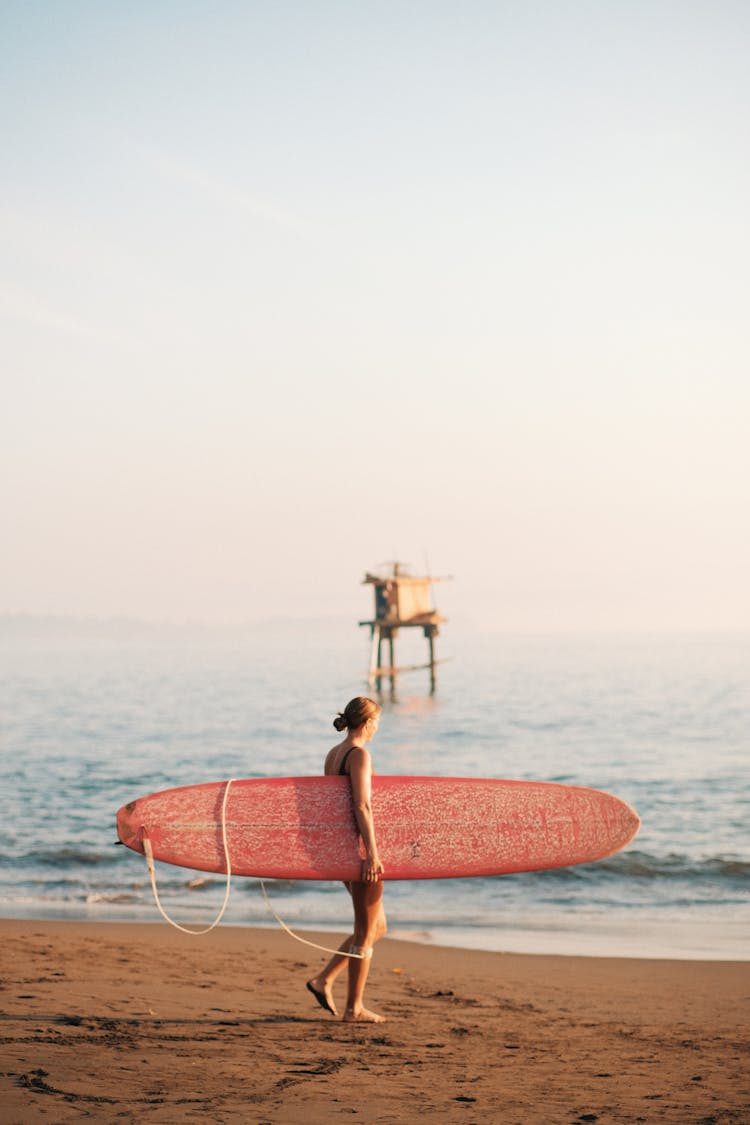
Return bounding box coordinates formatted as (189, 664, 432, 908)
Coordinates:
(343, 1005, 386, 1023)
(306, 979, 338, 1017)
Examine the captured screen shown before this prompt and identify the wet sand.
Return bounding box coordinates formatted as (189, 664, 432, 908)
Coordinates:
(1, 919, 748, 1123)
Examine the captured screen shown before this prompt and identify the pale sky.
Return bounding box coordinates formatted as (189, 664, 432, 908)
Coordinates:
(2, 1, 748, 631)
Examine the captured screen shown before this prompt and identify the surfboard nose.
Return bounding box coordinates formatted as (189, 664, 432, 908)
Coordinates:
(619, 797, 641, 849)
(116, 800, 145, 854)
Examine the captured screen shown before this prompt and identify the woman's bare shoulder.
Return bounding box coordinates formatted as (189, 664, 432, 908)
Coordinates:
(324, 743, 345, 776)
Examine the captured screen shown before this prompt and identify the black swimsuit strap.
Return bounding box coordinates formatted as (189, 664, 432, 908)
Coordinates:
(338, 746, 361, 776)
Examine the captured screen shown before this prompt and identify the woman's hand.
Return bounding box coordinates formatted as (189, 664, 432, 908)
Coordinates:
(362, 855, 385, 883)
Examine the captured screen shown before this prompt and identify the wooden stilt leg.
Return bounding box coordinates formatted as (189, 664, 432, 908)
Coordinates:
(388, 631, 396, 691)
(369, 625, 380, 688)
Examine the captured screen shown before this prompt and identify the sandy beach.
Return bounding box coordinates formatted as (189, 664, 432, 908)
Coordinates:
(1, 920, 748, 1123)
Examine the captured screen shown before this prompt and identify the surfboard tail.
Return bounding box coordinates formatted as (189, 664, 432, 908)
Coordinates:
(116, 800, 146, 855)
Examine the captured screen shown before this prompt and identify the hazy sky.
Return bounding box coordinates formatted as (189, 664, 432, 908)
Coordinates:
(2, 2, 748, 631)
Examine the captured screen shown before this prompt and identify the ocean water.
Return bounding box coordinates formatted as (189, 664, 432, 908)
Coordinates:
(1, 620, 748, 960)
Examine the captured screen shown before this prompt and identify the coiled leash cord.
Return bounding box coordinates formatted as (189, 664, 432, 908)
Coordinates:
(143, 778, 366, 957)
(142, 777, 235, 936)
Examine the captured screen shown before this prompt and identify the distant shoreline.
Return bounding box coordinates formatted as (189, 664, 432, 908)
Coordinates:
(3, 611, 749, 638)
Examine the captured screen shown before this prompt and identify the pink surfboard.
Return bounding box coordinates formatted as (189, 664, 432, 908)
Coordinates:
(117, 776, 639, 881)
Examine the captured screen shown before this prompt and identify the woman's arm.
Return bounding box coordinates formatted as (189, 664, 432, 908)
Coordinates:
(347, 748, 385, 883)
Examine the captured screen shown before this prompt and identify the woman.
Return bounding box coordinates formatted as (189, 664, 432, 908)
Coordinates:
(306, 696, 387, 1023)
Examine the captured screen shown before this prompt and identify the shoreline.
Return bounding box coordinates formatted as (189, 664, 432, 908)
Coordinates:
(2, 919, 748, 1123)
(3, 905, 748, 962)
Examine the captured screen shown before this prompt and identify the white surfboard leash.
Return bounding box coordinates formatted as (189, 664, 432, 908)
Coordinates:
(256, 878, 365, 958)
(142, 778, 236, 935)
(142, 777, 366, 959)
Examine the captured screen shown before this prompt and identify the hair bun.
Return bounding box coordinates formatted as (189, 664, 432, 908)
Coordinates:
(332, 697, 380, 734)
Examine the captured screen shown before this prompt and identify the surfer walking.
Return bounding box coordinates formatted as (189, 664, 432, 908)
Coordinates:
(306, 696, 387, 1023)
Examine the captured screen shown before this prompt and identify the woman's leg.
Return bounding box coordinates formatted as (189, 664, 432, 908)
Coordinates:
(344, 880, 387, 1022)
(307, 937, 353, 1016)
(307, 883, 355, 1015)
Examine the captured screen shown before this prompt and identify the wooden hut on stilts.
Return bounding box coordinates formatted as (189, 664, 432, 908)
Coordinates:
(359, 562, 449, 693)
